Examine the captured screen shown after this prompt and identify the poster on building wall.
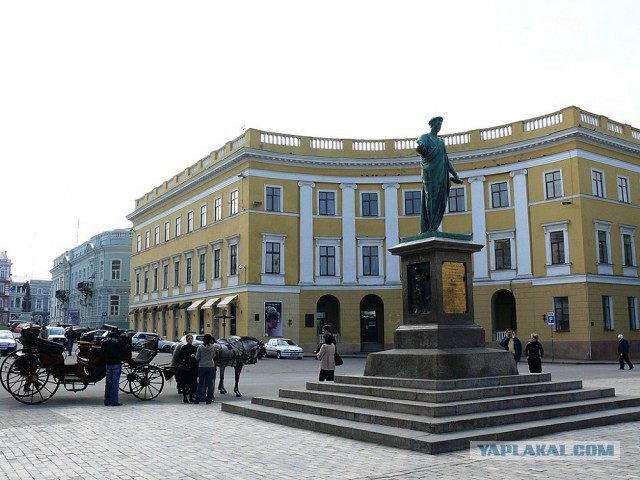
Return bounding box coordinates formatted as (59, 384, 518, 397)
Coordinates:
(67, 310, 80, 325)
(264, 301, 282, 337)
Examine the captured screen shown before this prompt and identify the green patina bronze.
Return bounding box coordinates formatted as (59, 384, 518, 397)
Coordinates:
(417, 116, 463, 235)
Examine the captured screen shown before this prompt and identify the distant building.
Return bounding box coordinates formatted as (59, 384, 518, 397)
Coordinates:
(0, 252, 11, 324)
(8, 276, 52, 324)
(50, 229, 132, 329)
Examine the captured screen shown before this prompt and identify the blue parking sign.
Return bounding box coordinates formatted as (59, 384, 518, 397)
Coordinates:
(547, 312, 555, 325)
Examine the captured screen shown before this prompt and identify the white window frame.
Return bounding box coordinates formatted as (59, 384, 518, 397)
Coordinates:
(187, 210, 194, 233)
(447, 186, 466, 213)
(594, 220, 613, 275)
(175, 216, 182, 237)
(620, 224, 638, 277)
(197, 247, 207, 287)
(357, 237, 384, 284)
(134, 269, 140, 296)
(591, 168, 606, 198)
(402, 189, 422, 216)
(261, 233, 286, 285)
(629, 296, 639, 330)
(359, 191, 380, 217)
(164, 221, 170, 242)
(162, 261, 169, 292)
(227, 235, 239, 287)
(210, 240, 223, 289)
(315, 237, 341, 285)
(487, 229, 516, 280)
(200, 204, 207, 228)
(109, 295, 120, 316)
(154, 226, 160, 246)
(543, 169, 564, 200)
(617, 175, 630, 203)
(172, 255, 181, 293)
(111, 259, 121, 280)
(542, 221, 571, 276)
(230, 189, 239, 216)
(145, 231, 150, 249)
(136, 235, 141, 253)
(265, 185, 282, 212)
(602, 295, 614, 331)
(214, 197, 223, 221)
(489, 180, 511, 208)
(317, 190, 337, 216)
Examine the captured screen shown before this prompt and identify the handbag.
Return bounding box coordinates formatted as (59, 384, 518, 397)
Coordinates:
(178, 362, 191, 373)
(334, 348, 344, 366)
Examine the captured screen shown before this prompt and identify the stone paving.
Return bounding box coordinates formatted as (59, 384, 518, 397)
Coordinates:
(1, 360, 640, 479)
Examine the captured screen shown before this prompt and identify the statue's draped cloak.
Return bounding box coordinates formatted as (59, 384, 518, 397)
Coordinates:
(417, 133, 453, 233)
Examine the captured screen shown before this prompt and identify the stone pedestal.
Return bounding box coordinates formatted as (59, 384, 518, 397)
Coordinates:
(364, 234, 517, 380)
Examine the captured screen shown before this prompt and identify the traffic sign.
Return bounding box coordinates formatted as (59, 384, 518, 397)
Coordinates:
(547, 312, 555, 325)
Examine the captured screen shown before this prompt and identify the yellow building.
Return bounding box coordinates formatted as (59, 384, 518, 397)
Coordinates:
(127, 106, 640, 360)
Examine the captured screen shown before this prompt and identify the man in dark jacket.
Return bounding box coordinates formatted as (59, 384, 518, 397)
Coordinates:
(618, 334, 634, 370)
(500, 329, 522, 363)
(102, 330, 127, 406)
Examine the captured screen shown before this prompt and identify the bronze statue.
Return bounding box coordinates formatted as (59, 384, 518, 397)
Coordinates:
(417, 116, 463, 233)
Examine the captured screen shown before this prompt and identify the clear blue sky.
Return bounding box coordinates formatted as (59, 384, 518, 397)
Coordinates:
(1, 0, 639, 278)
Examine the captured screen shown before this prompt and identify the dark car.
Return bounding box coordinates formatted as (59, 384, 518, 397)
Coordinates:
(79, 329, 108, 342)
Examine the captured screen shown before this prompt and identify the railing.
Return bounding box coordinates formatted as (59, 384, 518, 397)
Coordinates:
(480, 125, 512, 141)
(311, 138, 343, 150)
(261, 132, 300, 147)
(353, 140, 385, 151)
(523, 112, 563, 132)
(580, 112, 600, 126)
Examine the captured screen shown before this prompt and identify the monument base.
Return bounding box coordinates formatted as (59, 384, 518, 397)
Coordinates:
(363, 348, 518, 380)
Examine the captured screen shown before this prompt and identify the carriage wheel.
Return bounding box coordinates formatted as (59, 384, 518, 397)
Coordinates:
(1, 351, 21, 393)
(130, 365, 164, 401)
(119, 364, 135, 394)
(6, 353, 60, 405)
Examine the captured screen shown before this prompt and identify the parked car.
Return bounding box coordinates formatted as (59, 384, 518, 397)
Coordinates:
(170, 333, 205, 353)
(0, 330, 17, 355)
(158, 338, 177, 353)
(131, 332, 160, 345)
(265, 338, 304, 359)
(79, 329, 108, 342)
(45, 326, 67, 346)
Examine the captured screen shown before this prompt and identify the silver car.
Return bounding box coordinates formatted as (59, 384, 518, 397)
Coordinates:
(265, 338, 304, 359)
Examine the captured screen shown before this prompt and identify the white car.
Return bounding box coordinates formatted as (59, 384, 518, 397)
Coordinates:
(158, 338, 177, 353)
(170, 333, 205, 354)
(131, 332, 159, 345)
(0, 331, 17, 355)
(265, 338, 304, 359)
(45, 326, 67, 347)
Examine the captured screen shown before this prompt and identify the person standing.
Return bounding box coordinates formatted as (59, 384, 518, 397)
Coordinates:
(64, 326, 75, 355)
(316, 335, 336, 382)
(194, 334, 219, 404)
(618, 334, 634, 370)
(102, 330, 127, 406)
(416, 116, 464, 234)
(314, 325, 336, 355)
(178, 334, 199, 403)
(524, 333, 544, 373)
(500, 329, 522, 363)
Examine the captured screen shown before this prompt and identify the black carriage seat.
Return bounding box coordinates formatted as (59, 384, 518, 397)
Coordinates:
(129, 346, 157, 366)
(19, 328, 65, 354)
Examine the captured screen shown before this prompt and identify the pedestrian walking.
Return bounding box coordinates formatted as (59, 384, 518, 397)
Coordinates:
(316, 335, 336, 382)
(618, 334, 634, 370)
(102, 329, 127, 406)
(64, 326, 75, 355)
(500, 328, 522, 363)
(524, 333, 544, 373)
(194, 334, 219, 404)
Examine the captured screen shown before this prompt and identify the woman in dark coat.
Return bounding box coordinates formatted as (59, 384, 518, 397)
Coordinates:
(524, 333, 544, 373)
(178, 334, 199, 403)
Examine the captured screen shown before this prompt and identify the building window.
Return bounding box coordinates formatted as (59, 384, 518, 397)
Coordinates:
(592, 169, 605, 198)
(618, 176, 630, 203)
(265, 242, 281, 274)
(319, 246, 336, 276)
(229, 244, 238, 275)
(187, 211, 194, 233)
(495, 239, 511, 270)
(99, 260, 104, 281)
(199, 253, 206, 282)
(545, 170, 563, 199)
(143, 270, 149, 294)
(362, 246, 379, 276)
(602, 296, 614, 330)
(185, 257, 192, 285)
(162, 264, 168, 289)
(266, 186, 281, 212)
(448, 187, 465, 212)
(361, 192, 379, 217)
(597, 230, 609, 264)
(319, 191, 336, 215)
(152, 266, 158, 291)
(230, 190, 239, 215)
(145, 231, 150, 249)
(135, 272, 140, 295)
(550, 231, 565, 264)
(109, 295, 120, 316)
(629, 297, 639, 330)
(214, 197, 222, 221)
(554, 297, 570, 331)
(154, 226, 160, 246)
(136, 235, 141, 252)
(164, 221, 170, 242)
(175, 216, 182, 237)
(490, 181, 509, 208)
(213, 248, 221, 279)
(111, 260, 121, 280)
(404, 190, 421, 215)
(173, 260, 180, 287)
(623, 233, 635, 266)
(200, 204, 207, 227)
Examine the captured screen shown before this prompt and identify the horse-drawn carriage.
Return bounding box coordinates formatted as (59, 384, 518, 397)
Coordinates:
(0, 325, 171, 405)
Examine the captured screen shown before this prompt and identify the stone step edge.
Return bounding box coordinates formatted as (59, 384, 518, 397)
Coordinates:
(334, 373, 553, 390)
(221, 401, 640, 455)
(252, 394, 640, 433)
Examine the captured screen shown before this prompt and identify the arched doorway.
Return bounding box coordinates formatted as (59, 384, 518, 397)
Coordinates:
(316, 295, 340, 342)
(360, 294, 384, 352)
(493, 290, 517, 340)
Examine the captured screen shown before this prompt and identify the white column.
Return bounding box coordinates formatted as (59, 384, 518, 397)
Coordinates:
(298, 181, 315, 284)
(469, 176, 488, 279)
(510, 169, 532, 277)
(340, 183, 358, 284)
(382, 183, 401, 284)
